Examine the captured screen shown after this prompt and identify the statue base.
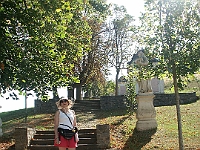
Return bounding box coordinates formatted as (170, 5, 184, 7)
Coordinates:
(136, 119, 157, 131)
(136, 93, 157, 131)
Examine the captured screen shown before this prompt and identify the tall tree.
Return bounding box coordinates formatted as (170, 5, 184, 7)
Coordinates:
(106, 4, 135, 95)
(135, 0, 200, 149)
(72, 0, 110, 100)
(0, 0, 91, 100)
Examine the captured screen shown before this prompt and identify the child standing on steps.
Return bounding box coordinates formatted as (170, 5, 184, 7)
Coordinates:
(54, 99, 79, 150)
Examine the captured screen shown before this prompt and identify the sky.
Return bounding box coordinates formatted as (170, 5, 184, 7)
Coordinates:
(106, 0, 144, 24)
(106, 0, 145, 80)
(0, 88, 67, 113)
(0, 1, 145, 113)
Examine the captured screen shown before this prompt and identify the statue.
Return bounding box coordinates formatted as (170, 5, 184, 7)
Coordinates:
(128, 50, 152, 94)
(128, 50, 149, 66)
(128, 50, 157, 131)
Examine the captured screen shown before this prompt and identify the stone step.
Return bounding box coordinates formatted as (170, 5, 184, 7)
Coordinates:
(73, 105, 100, 109)
(75, 100, 100, 103)
(28, 144, 99, 150)
(74, 101, 100, 106)
(28, 129, 98, 150)
(33, 133, 96, 139)
(73, 108, 100, 112)
(73, 103, 100, 106)
(30, 137, 97, 145)
(35, 129, 96, 134)
(72, 100, 101, 111)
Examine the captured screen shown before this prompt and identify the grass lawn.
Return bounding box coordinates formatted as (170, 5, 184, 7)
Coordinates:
(0, 99, 199, 150)
(98, 100, 200, 150)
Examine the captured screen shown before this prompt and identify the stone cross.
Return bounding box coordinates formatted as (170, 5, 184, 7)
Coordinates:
(128, 50, 157, 131)
(128, 50, 153, 94)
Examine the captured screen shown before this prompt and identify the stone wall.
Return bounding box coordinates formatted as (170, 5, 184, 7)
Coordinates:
(34, 93, 198, 113)
(153, 92, 198, 107)
(34, 99, 58, 113)
(100, 95, 128, 110)
(100, 93, 198, 110)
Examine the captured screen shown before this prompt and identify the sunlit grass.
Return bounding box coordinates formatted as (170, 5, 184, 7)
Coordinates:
(1, 112, 54, 136)
(0, 97, 199, 149)
(98, 100, 200, 149)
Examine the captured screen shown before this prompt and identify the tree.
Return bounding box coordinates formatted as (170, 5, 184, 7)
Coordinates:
(0, 0, 91, 100)
(135, 0, 200, 149)
(71, 0, 111, 100)
(106, 4, 135, 96)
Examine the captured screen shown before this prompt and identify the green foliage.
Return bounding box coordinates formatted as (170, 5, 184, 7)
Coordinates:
(106, 4, 136, 95)
(164, 73, 200, 95)
(102, 80, 115, 96)
(135, 0, 200, 88)
(0, 0, 91, 99)
(71, 0, 111, 99)
(126, 67, 137, 111)
(83, 80, 115, 97)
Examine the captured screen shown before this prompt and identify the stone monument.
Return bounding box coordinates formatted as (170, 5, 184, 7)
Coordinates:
(128, 50, 157, 131)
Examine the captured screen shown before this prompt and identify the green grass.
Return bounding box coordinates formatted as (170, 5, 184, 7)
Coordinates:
(0, 108, 54, 137)
(98, 100, 200, 150)
(0, 99, 199, 150)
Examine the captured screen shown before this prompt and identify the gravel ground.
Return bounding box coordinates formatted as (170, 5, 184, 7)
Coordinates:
(76, 110, 100, 129)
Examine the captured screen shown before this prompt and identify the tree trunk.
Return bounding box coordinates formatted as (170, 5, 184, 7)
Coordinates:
(67, 86, 74, 100)
(172, 63, 184, 150)
(115, 68, 120, 96)
(52, 86, 59, 100)
(75, 83, 83, 100)
(24, 88, 27, 123)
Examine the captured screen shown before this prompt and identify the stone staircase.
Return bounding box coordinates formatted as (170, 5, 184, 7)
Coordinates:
(73, 100, 101, 112)
(28, 129, 98, 150)
(28, 100, 102, 150)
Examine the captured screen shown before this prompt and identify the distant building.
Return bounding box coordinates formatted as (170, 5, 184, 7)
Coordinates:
(151, 77, 164, 93)
(118, 76, 165, 95)
(135, 77, 164, 94)
(118, 76, 127, 95)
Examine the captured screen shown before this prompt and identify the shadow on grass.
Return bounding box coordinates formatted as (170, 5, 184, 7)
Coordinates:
(95, 109, 131, 119)
(0, 108, 35, 122)
(0, 108, 54, 138)
(123, 128, 157, 150)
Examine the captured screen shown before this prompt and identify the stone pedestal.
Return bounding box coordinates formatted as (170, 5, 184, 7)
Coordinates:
(0, 117, 3, 137)
(136, 93, 157, 131)
(15, 127, 36, 150)
(96, 124, 110, 149)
